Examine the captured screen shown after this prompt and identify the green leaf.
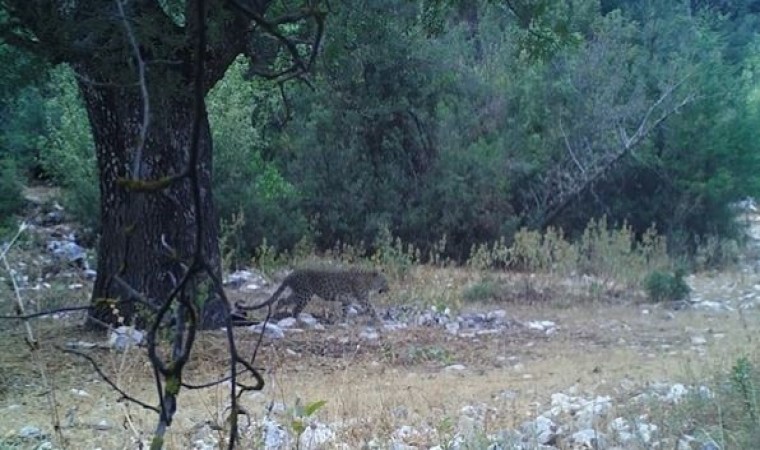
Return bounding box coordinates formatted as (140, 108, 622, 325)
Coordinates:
(303, 399, 327, 417)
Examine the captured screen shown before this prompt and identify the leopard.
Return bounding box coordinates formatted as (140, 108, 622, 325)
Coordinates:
(238, 268, 388, 322)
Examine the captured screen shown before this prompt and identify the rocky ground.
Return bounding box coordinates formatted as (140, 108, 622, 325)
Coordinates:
(0, 192, 759, 449)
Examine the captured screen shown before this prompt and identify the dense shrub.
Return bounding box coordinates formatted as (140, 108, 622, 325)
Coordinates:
(644, 269, 690, 303)
(38, 68, 99, 231)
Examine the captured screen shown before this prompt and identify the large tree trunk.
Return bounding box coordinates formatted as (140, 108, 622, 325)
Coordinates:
(76, 70, 226, 330)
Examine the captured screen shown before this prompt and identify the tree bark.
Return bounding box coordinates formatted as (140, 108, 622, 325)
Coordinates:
(76, 69, 226, 330)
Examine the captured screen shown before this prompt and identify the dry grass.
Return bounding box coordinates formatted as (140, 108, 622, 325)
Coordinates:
(1, 263, 759, 448)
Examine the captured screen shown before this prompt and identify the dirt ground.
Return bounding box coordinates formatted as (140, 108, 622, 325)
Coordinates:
(1, 267, 759, 449)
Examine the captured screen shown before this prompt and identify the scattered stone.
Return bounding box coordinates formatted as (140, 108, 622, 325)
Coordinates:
(108, 326, 144, 352)
(570, 428, 606, 448)
(94, 419, 112, 431)
(298, 421, 335, 450)
(248, 322, 285, 339)
(458, 404, 487, 438)
(224, 270, 255, 287)
(70, 389, 89, 397)
(298, 313, 319, 328)
(526, 320, 557, 334)
(391, 425, 416, 441)
(665, 383, 689, 403)
(65, 340, 98, 350)
(690, 336, 707, 346)
(19, 425, 43, 439)
(692, 301, 734, 312)
(277, 317, 298, 328)
(520, 416, 559, 445)
(486, 309, 508, 321)
(46, 239, 88, 268)
(261, 418, 291, 450)
(359, 329, 380, 340)
(574, 396, 613, 428)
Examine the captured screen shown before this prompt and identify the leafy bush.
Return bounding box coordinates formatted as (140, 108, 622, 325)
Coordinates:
(208, 58, 307, 263)
(644, 269, 690, 303)
(461, 278, 502, 303)
(38, 67, 99, 230)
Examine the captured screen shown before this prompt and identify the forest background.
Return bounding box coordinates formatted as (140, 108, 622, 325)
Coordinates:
(2, 0, 760, 266)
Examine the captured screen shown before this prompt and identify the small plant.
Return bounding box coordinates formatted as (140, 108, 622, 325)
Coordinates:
(406, 345, 453, 365)
(695, 235, 741, 270)
(461, 278, 502, 303)
(253, 238, 288, 275)
(219, 208, 246, 272)
(372, 225, 419, 279)
(287, 398, 327, 447)
(644, 268, 690, 302)
(730, 356, 759, 425)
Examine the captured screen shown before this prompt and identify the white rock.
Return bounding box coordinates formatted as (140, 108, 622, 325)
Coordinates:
(94, 419, 112, 430)
(575, 396, 613, 428)
(108, 326, 144, 352)
(224, 270, 254, 287)
(690, 336, 707, 345)
(262, 418, 290, 450)
(445, 322, 460, 335)
(298, 313, 319, 327)
(526, 320, 557, 331)
(486, 309, 508, 321)
(70, 389, 89, 397)
(277, 317, 298, 328)
(693, 301, 734, 312)
(571, 428, 606, 447)
(636, 422, 658, 443)
(359, 329, 380, 340)
(392, 425, 421, 442)
(444, 364, 467, 373)
(298, 422, 335, 450)
(665, 384, 689, 403)
(248, 323, 285, 339)
(19, 425, 43, 439)
(520, 416, 559, 445)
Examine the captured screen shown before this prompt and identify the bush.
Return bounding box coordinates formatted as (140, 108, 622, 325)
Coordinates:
(644, 269, 690, 303)
(461, 278, 502, 303)
(208, 58, 308, 263)
(38, 67, 99, 230)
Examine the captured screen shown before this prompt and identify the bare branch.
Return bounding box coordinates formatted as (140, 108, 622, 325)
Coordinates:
(60, 347, 161, 413)
(115, 0, 151, 179)
(0, 306, 92, 320)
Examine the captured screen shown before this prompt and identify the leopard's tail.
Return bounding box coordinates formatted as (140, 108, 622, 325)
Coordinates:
(235, 282, 288, 311)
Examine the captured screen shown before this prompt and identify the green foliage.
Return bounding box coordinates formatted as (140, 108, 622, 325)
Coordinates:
(405, 344, 453, 365)
(287, 398, 327, 439)
(461, 278, 502, 303)
(4, 0, 759, 266)
(652, 355, 760, 449)
(0, 158, 24, 227)
(208, 58, 307, 263)
(644, 269, 690, 303)
(731, 356, 759, 425)
(371, 225, 420, 279)
(38, 67, 99, 230)
(695, 235, 741, 270)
